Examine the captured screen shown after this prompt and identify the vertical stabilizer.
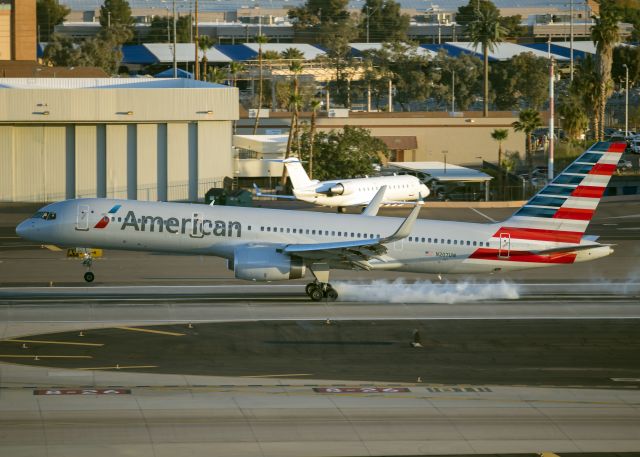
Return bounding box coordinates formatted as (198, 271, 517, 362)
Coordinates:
(284, 158, 313, 189)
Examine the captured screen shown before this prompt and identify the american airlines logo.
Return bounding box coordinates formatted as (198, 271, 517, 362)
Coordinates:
(118, 210, 242, 238)
(94, 205, 121, 229)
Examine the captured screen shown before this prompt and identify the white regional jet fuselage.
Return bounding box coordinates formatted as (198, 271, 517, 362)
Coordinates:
(16, 141, 624, 300)
(258, 158, 430, 208)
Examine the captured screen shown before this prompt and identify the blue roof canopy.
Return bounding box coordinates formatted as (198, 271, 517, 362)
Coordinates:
(154, 68, 193, 79)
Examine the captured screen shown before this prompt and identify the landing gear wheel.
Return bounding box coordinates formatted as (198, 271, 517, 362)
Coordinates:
(325, 287, 338, 301)
(309, 287, 324, 301)
(305, 282, 317, 296)
(84, 271, 95, 283)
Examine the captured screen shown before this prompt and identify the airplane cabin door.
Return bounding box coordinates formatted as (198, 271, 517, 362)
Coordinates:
(498, 233, 511, 258)
(76, 205, 90, 231)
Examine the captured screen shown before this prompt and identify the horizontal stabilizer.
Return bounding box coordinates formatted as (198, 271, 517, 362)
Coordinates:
(531, 243, 613, 255)
(253, 183, 297, 200)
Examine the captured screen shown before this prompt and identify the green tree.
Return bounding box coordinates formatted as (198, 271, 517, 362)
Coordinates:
(198, 35, 214, 81)
(491, 128, 509, 197)
(253, 34, 269, 134)
(229, 61, 246, 87)
(308, 98, 322, 179)
(591, 0, 621, 140)
(570, 55, 599, 137)
(612, 45, 640, 86)
(147, 15, 191, 43)
(288, 0, 354, 44)
(77, 28, 124, 74)
(42, 34, 80, 66)
(207, 67, 227, 84)
(296, 127, 388, 181)
(512, 108, 542, 170)
(99, 0, 133, 44)
(358, 0, 410, 42)
(499, 15, 526, 37)
(490, 52, 549, 110)
(465, 2, 507, 117)
(283, 60, 305, 186)
(36, 0, 70, 42)
(558, 94, 589, 143)
(282, 48, 305, 60)
(432, 50, 482, 111)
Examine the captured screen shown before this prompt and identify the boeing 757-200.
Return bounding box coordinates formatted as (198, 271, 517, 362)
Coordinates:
(254, 157, 430, 211)
(16, 142, 622, 301)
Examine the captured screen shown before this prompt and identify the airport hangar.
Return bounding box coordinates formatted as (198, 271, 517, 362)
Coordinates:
(0, 78, 238, 202)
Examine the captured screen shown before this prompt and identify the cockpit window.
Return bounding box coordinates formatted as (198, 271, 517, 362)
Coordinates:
(32, 211, 56, 220)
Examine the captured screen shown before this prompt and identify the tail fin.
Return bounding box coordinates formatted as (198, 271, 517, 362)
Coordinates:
(283, 158, 313, 189)
(500, 141, 625, 243)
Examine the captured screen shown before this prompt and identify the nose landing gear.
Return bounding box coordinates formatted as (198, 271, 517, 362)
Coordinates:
(82, 253, 95, 283)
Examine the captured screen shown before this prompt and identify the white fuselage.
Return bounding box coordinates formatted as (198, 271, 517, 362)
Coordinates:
(16, 198, 611, 277)
(293, 175, 429, 207)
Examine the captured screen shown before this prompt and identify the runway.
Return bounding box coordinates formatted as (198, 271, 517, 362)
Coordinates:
(2, 201, 640, 456)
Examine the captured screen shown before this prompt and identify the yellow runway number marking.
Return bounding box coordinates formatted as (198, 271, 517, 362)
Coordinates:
(7, 339, 104, 347)
(115, 327, 185, 337)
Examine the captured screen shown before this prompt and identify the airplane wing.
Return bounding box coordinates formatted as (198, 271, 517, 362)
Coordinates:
(361, 186, 387, 216)
(279, 204, 421, 270)
(253, 183, 297, 200)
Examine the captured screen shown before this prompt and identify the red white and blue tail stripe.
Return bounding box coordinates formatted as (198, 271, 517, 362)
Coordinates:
(467, 141, 623, 266)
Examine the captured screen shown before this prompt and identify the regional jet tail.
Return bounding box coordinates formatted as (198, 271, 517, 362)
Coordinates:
(254, 158, 430, 211)
(17, 142, 623, 301)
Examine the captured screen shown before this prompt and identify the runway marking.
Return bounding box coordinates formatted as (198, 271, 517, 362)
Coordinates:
(242, 373, 313, 378)
(6, 339, 104, 347)
(0, 236, 20, 239)
(469, 207, 497, 223)
(77, 365, 158, 370)
(115, 326, 184, 337)
(43, 245, 63, 251)
(0, 355, 92, 359)
(617, 227, 640, 230)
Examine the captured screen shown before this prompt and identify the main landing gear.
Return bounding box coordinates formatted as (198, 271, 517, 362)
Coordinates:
(305, 263, 338, 301)
(305, 282, 338, 301)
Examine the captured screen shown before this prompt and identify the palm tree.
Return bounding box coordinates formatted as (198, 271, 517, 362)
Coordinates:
(207, 66, 227, 84)
(491, 128, 508, 198)
(282, 47, 305, 61)
(591, 4, 620, 140)
(282, 61, 304, 185)
(571, 55, 599, 139)
(467, 8, 507, 117)
(228, 61, 245, 87)
(198, 35, 214, 81)
(253, 34, 268, 134)
(558, 95, 588, 142)
(512, 108, 541, 171)
(308, 98, 322, 179)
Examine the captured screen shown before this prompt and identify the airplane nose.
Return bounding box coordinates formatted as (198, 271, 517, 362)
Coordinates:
(16, 220, 31, 239)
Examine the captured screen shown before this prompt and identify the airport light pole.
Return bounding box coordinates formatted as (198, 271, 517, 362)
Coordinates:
(451, 69, 455, 113)
(623, 63, 629, 137)
(194, 0, 199, 80)
(172, 0, 177, 78)
(570, 0, 574, 81)
(548, 56, 555, 181)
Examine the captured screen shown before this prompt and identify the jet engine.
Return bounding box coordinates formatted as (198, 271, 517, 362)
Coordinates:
(316, 182, 355, 196)
(231, 245, 306, 281)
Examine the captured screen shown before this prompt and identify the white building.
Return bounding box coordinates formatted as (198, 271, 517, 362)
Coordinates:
(0, 78, 238, 202)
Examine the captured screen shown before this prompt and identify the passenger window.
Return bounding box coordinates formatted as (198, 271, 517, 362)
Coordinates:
(332, 231, 335, 236)
(312, 230, 316, 235)
(434, 239, 438, 244)
(409, 237, 412, 242)
(370, 234, 374, 239)
(280, 228, 284, 233)
(286, 228, 290, 233)
(248, 226, 251, 231)
(267, 227, 271, 232)
(338, 231, 342, 236)
(441, 239, 444, 244)
(357, 233, 361, 237)
(306, 229, 309, 234)
(118, 217, 122, 222)
(325, 230, 329, 235)
(351, 232, 355, 237)
(447, 239, 451, 244)
(473, 241, 477, 246)
(454, 240, 458, 245)
(292, 228, 296, 233)
(273, 227, 276, 232)
(421, 237, 425, 242)
(466, 240, 470, 246)
(427, 238, 431, 243)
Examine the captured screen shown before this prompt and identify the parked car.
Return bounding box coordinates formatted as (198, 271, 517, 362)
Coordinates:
(629, 137, 640, 154)
(617, 158, 632, 170)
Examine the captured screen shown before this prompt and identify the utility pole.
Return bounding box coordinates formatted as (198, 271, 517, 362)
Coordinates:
(624, 63, 629, 137)
(107, 11, 111, 28)
(451, 69, 455, 113)
(172, 0, 177, 78)
(570, 0, 574, 81)
(548, 57, 555, 181)
(194, 0, 200, 80)
(366, 6, 370, 43)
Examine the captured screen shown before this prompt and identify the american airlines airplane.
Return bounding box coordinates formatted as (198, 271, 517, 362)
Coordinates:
(16, 142, 622, 301)
(254, 157, 430, 211)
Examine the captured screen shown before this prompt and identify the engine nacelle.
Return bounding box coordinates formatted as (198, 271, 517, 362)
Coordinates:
(317, 182, 355, 196)
(232, 245, 305, 281)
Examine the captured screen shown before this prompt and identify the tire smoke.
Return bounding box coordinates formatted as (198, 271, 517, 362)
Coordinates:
(333, 279, 520, 304)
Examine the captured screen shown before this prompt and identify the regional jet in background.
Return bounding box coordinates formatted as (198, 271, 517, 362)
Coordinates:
(17, 142, 623, 301)
(254, 157, 430, 212)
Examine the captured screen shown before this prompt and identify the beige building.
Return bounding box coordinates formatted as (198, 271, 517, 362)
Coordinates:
(0, 78, 238, 202)
(0, 0, 36, 61)
(243, 111, 527, 168)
